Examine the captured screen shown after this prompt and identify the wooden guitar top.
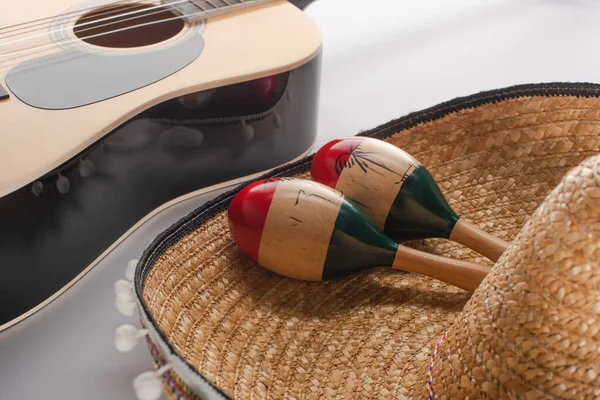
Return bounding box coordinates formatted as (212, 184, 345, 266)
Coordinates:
(0, 0, 322, 196)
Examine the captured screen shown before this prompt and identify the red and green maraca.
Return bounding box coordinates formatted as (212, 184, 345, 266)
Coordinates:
(311, 137, 509, 262)
(228, 178, 489, 291)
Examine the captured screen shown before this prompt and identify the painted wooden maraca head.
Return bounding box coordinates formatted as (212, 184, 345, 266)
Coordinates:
(311, 137, 459, 242)
(227, 178, 398, 281)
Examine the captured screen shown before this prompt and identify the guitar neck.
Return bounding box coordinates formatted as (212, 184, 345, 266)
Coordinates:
(163, 0, 281, 23)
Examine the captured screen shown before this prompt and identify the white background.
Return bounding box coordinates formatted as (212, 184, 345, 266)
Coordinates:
(311, 0, 600, 150)
(1, 0, 600, 398)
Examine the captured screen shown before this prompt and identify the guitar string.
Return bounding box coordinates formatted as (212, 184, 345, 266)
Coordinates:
(0, 7, 209, 61)
(0, 0, 195, 48)
(0, 1, 161, 40)
(0, 4, 180, 69)
(71, 5, 181, 38)
(0, 0, 261, 70)
(0, 0, 250, 38)
(0, 5, 181, 68)
(0, 0, 136, 32)
(0, 0, 253, 55)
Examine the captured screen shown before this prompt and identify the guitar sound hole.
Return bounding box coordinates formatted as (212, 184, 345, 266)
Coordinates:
(73, 3, 184, 49)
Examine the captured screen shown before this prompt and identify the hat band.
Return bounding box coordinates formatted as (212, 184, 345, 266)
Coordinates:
(427, 331, 448, 400)
(147, 335, 201, 400)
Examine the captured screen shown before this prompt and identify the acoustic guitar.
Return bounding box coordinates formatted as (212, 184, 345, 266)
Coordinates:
(0, 0, 321, 330)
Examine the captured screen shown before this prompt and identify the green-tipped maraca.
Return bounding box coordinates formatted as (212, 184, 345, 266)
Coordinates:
(227, 178, 489, 291)
(310, 137, 509, 262)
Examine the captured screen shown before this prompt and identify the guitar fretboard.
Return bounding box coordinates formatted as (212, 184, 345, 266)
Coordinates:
(163, 0, 279, 22)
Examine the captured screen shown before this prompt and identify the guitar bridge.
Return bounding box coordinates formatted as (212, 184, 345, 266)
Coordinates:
(162, 0, 279, 24)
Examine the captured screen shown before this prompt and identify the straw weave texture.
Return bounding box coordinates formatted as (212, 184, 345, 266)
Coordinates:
(415, 154, 600, 399)
(142, 94, 600, 399)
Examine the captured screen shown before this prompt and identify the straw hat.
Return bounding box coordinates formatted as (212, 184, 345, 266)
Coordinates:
(125, 83, 600, 399)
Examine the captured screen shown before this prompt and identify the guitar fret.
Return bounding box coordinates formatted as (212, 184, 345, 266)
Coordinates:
(195, 2, 207, 11)
(163, 0, 278, 23)
(204, 0, 217, 9)
(210, 0, 229, 7)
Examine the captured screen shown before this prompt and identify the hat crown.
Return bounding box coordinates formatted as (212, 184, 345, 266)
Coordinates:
(428, 155, 600, 399)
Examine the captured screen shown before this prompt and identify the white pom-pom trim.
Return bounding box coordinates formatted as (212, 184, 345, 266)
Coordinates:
(115, 280, 133, 296)
(115, 291, 136, 317)
(133, 364, 172, 400)
(126, 259, 138, 282)
(115, 324, 149, 352)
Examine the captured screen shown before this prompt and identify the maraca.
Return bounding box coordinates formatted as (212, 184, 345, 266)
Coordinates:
(311, 137, 509, 262)
(227, 178, 489, 291)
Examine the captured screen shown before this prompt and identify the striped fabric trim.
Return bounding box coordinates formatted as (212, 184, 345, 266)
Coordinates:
(146, 335, 203, 400)
(427, 331, 447, 400)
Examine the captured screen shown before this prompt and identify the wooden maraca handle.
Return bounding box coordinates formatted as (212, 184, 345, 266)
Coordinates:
(450, 219, 509, 262)
(394, 245, 490, 292)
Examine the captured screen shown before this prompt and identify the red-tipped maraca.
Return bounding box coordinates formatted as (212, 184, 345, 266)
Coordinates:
(311, 137, 509, 262)
(227, 178, 489, 291)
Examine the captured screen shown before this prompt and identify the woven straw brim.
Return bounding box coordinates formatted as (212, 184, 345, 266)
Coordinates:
(137, 84, 600, 399)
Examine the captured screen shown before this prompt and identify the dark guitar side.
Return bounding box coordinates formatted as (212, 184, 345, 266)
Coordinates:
(0, 52, 321, 329)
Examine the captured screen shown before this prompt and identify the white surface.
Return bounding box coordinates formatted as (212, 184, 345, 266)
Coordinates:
(2, 0, 600, 398)
(312, 0, 600, 148)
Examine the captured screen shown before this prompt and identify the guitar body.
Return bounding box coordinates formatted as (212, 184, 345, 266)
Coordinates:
(0, 0, 322, 329)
